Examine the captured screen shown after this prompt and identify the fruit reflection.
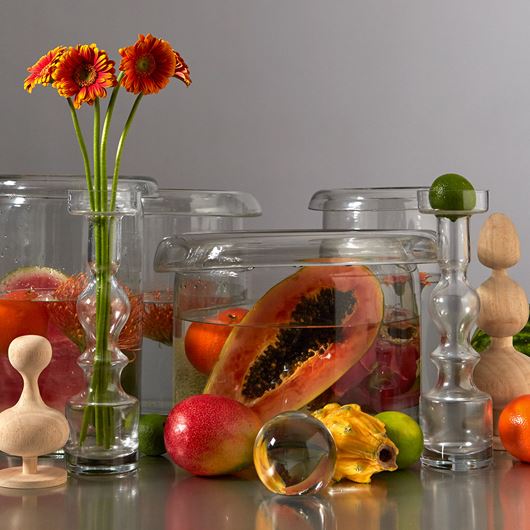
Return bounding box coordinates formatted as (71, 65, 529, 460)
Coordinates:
(326, 480, 388, 530)
(500, 461, 530, 530)
(165, 475, 262, 530)
(256, 495, 336, 530)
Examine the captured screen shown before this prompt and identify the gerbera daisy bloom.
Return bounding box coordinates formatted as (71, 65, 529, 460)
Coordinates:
(119, 34, 179, 95)
(24, 46, 66, 93)
(173, 50, 191, 86)
(52, 44, 117, 109)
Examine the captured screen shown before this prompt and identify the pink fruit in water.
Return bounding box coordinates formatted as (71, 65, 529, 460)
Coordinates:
(0, 266, 67, 292)
(164, 395, 262, 476)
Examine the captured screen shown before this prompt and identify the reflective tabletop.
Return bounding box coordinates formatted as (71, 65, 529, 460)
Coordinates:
(0, 451, 528, 530)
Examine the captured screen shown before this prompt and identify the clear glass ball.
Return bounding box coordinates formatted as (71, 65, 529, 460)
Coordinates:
(253, 411, 336, 495)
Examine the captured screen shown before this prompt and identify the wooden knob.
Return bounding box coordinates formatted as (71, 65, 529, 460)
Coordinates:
(8, 335, 52, 381)
(474, 212, 530, 449)
(477, 213, 520, 270)
(0, 336, 69, 489)
(477, 273, 528, 338)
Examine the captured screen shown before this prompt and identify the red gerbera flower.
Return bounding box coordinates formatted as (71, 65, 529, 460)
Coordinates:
(119, 34, 190, 94)
(173, 50, 191, 86)
(52, 44, 117, 109)
(24, 46, 66, 93)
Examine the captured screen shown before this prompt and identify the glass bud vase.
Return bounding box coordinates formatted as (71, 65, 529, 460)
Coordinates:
(417, 189, 492, 471)
(65, 190, 139, 475)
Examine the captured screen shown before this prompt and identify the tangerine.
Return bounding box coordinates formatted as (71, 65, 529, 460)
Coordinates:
(498, 394, 530, 462)
(184, 308, 248, 375)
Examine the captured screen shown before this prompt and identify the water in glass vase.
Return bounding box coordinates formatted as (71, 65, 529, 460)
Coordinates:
(0, 288, 84, 413)
(175, 307, 416, 416)
(328, 309, 421, 416)
(141, 290, 174, 413)
(421, 392, 493, 470)
(0, 285, 142, 411)
(66, 400, 139, 474)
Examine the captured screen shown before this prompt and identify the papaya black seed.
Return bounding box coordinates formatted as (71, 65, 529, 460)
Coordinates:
(242, 288, 356, 400)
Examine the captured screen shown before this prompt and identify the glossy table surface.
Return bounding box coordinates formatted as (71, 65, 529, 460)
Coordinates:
(0, 451, 528, 530)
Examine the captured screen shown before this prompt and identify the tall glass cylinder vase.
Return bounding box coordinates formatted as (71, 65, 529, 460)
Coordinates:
(65, 190, 139, 475)
(308, 187, 439, 413)
(141, 190, 261, 413)
(418, 190, 492, 471)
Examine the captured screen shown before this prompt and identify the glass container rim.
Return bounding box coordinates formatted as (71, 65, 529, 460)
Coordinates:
(154, 228, 439, 272)
(309, 187, 429, 212)
(0, 174, 158, 199)
(67, 189, 140, 216)
(142, 188, 262, 217)
(417, 189, 489, 215)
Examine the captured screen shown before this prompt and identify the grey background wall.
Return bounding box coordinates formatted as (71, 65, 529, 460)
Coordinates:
(1, 1, 530, 287)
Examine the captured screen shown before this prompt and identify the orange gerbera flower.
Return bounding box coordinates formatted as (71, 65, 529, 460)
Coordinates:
(119, 34, 190, 94)
(24, 46, 66, 93)
(52, 44, 117, 109)
(173, 50, 191, 86)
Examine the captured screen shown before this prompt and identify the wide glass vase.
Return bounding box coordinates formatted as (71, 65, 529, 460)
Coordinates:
(155, 230, 437, 420)
(65, 190, 139, 475)
(0, 175, 155, 419)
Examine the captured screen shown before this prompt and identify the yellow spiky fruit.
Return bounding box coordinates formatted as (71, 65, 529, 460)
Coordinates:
(312, 403, 398, 483)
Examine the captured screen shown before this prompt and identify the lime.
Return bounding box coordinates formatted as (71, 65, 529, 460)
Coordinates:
(139, 414, 167, 456)
(428, 173, 476, 214)
(375, 411, 423, 469)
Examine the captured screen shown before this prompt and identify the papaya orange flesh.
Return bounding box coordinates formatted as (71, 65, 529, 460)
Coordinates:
(204, 265, 384, 421)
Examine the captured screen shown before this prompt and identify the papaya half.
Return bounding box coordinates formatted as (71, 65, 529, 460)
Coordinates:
(204, 265, 384, 421)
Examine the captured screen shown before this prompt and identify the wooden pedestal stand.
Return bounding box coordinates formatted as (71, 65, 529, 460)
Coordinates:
(474, 213, 530, 449)
(0, 335, 69, 488)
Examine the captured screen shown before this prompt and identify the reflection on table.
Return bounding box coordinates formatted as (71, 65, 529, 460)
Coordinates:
(0, 452, 529, 529)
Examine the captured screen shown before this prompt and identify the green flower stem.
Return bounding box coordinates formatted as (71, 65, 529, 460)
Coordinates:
(110, 93, 143, 211)
(76, 81, 144, 451)
(101, 72, 124, 210)
(67, 98, 95, 211)
(93, 99, 101, 211)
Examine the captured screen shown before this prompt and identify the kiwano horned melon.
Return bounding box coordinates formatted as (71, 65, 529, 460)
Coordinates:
(204, 265, 384, 421)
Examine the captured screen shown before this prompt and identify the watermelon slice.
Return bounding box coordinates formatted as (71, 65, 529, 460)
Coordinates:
(0, 266, 67, 292)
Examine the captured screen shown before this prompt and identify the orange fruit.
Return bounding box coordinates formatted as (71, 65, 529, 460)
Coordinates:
(499, 394, 530, 462)
(184, 308, 248, 375)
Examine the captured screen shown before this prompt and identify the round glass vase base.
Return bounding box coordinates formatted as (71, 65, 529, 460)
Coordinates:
(66, 450, 138, 477)
(421, 446, 493, 471)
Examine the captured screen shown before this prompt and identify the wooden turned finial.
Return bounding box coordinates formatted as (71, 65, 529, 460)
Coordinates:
(473, 213, 530, 450)
(0, 336, 69, 489)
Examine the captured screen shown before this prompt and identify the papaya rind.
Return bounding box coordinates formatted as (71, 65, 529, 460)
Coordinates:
(204, 265, 384, 421)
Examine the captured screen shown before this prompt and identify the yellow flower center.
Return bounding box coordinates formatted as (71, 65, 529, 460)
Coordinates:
(135, 54, 155, 75)
(74, 64, 97, 87)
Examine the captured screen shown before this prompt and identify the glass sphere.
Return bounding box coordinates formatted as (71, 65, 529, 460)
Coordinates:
(253, 411, 336, 495)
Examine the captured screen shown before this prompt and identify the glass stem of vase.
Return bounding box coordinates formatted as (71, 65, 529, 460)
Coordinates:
(79, 215, 119, 448)
(420, 215, 493, 471)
